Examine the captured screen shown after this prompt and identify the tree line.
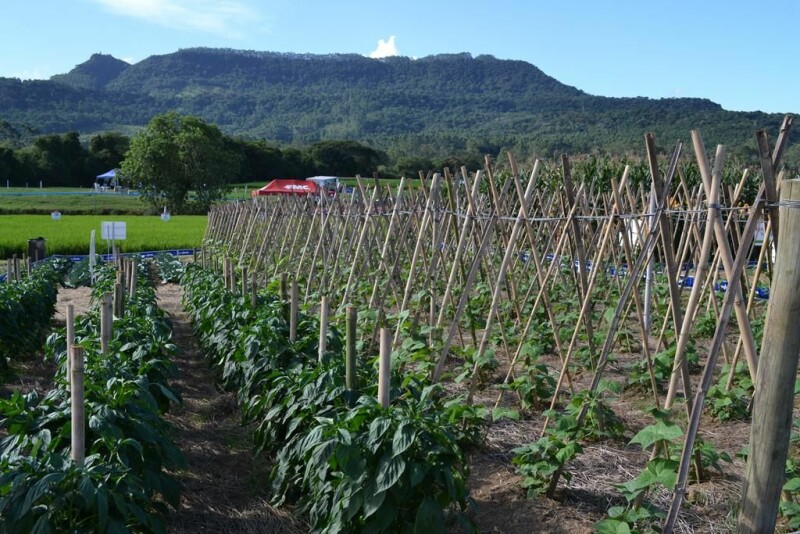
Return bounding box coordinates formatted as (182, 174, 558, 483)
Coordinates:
(0, 112, 485, 213)
(0, 115, 438, 188)
(2, 112, 775, 215)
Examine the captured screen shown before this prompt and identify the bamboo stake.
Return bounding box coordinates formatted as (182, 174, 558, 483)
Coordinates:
(692, 133, 759, 380)
(662, 145, 719, 410)
(378, 328, 391, 408)
(346, 306, 358, 392)
(663, 184, 765, 532)
(100, 293, 112, 354)
(319, 296, 328, 363)
(70, 345, 85, 467)
(66, 304, 75, 390)
(290, 279, 298, 343)
(369, 178, 408, 309)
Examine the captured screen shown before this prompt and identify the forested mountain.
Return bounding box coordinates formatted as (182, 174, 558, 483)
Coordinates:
(0, 48, 793, 162)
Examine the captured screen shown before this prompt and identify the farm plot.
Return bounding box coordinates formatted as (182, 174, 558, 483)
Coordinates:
(198, 120, 800, 532)
(0, 214, 206, 258)
(0, 259, 184, 531)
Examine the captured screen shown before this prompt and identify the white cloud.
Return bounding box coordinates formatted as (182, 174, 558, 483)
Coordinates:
(369, 35, 398, 58)
(92, 0, 260, 37)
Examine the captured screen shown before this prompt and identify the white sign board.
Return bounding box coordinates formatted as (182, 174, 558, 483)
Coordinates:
(754, 220, 766, 246)
(101, 221, 127, 240)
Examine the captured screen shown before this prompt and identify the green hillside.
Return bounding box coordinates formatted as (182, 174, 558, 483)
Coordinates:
(0, 48, 793, 162)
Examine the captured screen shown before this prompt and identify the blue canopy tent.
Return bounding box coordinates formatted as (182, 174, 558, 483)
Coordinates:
(96, 169, 118, 189)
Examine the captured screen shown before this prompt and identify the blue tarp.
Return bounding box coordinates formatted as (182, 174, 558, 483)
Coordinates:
(96, 169, 116, 179)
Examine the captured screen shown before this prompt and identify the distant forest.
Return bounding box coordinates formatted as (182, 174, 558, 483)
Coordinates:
(0, 47, 797, 180)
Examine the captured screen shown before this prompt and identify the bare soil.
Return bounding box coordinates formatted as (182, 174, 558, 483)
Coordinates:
(156, 283, 307, 533)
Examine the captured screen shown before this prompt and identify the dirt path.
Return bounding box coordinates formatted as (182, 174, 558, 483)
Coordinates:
(156, 283, 306, 533)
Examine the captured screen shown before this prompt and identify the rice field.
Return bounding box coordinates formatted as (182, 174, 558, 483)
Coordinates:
(0, 215, 207, 258)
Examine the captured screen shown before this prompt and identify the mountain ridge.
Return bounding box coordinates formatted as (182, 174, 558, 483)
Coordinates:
(0, 47, 792, 162)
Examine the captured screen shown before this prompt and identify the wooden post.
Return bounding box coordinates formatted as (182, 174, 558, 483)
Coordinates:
(251, 279, 258, 308)
(241, 267, 249, 297)
(228, 258, 236, 293)
(378, 328, 391, 408)
(128, 262, 137, 299)
(113, 282, 125, 317)
(346, 306, 357, 391)
(280, 272, 289, 321)
(70, 345, 85, 467)
(738, 179, 800, 534)
(101, 293, 112, 354)
(318, 296, 328, 363)
(14, 255, 20, 282)
(289, 279, 298, 342)
(66, 304, 75, 390)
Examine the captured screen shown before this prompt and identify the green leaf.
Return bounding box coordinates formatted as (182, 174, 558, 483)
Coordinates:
(492, 407, 520, 421)
(363, 479, 386, 518)
(629, 421, 683, 450)
(20, 472, 64, 519)
(96, 485, 109, 532)
(784, 477, 800, 492)
(366, 417, 392, 453)
(31, 513, 54, 534)
(335, 445, 365, 480)
(391, 423, 416, 458)
(408, 462, 428, 488)
(77, 475, 95, 507)
(376, 453, 406, 493)
(594, 519, 632, 534)
(414, 498, 445, 534)
(646, 458, 679, 489)
(607, 506, 626, 519)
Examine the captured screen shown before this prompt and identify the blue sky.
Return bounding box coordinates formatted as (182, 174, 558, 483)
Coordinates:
(1, 0, 797, 113)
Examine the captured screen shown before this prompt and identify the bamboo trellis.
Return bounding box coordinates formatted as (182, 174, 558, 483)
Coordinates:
(200, 117, 793, 530)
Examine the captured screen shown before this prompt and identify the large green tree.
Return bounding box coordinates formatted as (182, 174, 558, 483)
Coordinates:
(88, 132, 130, 176)
(122, 113, 240, 214)
(309, 140, 386, 177)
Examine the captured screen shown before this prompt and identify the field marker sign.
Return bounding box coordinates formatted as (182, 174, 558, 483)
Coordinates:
(101, 221, 126, 240)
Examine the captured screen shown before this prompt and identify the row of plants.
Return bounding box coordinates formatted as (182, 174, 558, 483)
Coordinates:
(0, 260, 184, 532)
(181, 263, 485, 533)
(0, 259, 68, 370)
(151, 253, 185, 284)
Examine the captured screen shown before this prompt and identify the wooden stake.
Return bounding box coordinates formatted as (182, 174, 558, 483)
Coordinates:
(737, 179, 800, 534)
(101, 293, 112, 354)
(346, 306, 357, 391)
(289, 279, 298, 342)
(70, 345, 85, 467)
(378, 328, 391, 408)
(318, 296, 328, 363)
(66, 304, 75, 390)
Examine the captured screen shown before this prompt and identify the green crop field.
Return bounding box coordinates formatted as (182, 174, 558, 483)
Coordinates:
(0, 189, 149, 215)
(0, 215, 207, 258)
(0, 186, 262, 214)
